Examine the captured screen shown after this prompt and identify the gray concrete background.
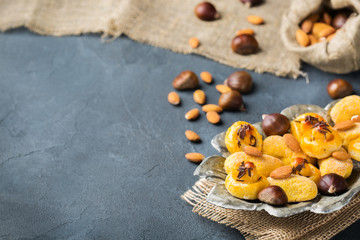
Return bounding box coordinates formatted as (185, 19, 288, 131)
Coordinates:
(0, 28, 359, 239)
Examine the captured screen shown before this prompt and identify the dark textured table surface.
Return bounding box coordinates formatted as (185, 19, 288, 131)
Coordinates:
(0, 28, 359, 239)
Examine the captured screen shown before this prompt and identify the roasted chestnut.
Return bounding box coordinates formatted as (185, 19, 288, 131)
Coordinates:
(318, 173, 348, 195)
(225, 71, 253, 94)
(240, 0, 263, 7)
(262, 113, 290, 136)
(231, 34, 259, 55)
(194, 2, 220, 21)
(218, 91, 245, 111)
(332, 13, 348, 29)
(172, 70, 199, 90)
(327, 78, 353, 99)
(258, 185, 288, 205)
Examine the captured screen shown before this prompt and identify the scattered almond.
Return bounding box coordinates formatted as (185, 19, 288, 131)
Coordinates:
(193, 89, 206, 105)
(301, 20, 313, 34)
(189, 37, 200, 48)
(351, 115, 360, 122)
(270, 166, 293, 179)
(206, 111, 221, 124)
(185, 152, 205, 163)
(216, 84, 232, 94)
(243, 146, 262, 157)
(284, 133, 301, 153)
(332, 151, 351, 160)
(185, 130, 201, 142)
(236, 28, 255, 36)
(247, 15, 264, 25)
(296, 29, 310, 47)
(202, 104, 223, 113)
(200, 71, 212, 84)
(185, 108, 200, 120)
(334, 120, 355, 131)
(168, 91, 180, 105)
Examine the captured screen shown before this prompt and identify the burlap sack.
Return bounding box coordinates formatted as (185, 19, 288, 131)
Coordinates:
(281, 0, 360, 74)
(182, 179, 360, 240)
(0, 0, 302, 78)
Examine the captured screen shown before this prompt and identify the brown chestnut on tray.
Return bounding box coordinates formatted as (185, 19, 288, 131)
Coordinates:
(262, 113, 290, 136)
(258, 185, 288, 205)
(318, 173, 348, 196)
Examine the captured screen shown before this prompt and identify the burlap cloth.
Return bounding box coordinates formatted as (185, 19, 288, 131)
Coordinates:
(0, 0, 302, 78)
(181, 179, 360, 240)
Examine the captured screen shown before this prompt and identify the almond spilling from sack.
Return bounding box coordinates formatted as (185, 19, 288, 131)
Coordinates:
(284, 133, 301, 153)
(295, 29, 310, 47)
(243, 146, 262, 157)
(301, 19, 313, 34)
(185, 108, 200, 120)
(168, 92, 180, 105)
(189, 37, 200, 48)
(206, 111, 221, 124)
(216, 84, 232, 94)
(185, 152, 205, 163)
(270, 166, 293, 179)
(193, 89, 206, 105)
(236, 28, 255, 36)
(200, 71, 212, 84)
(334, 120, 355, 131)
(185, 130, 201, 142)
(247, 15, 264, 25)
(202, 104, 223, 113)
(332, 151, 351, 160)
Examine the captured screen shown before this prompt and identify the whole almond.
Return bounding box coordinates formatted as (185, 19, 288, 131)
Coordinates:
(206, 111, 221, 124)
(351, 115, 360, 122)
(319, 27, 336, 38)
(312, 23, 334, 39)
(296, 29, 310, 47)
(236, 28, 255, 36)
(193, 89, 206, 105)
(284, 134, 301, 153)
(185, 108, 200, 120)
(306, 13, 320, 23)
(202, 104, 223, 113)
(323, 12, 332, 25)
(270, 166, 293, 179)
(173, 70, 199, 90)
(309, 34, 318, 45)
(243, 146, 262, 157)
(334, 120, 355, 131)
(185, 152, 205, 163)
(332, 151, 351, 160)
(247, 15, 264, 25)
(185, 130, 201, 142)
(301, 20, 313, 34)
(189, 37, 200, 48)
(168, 92, 180, 105)
(216, 84, 232, 94)
(200, 71, 212, 83)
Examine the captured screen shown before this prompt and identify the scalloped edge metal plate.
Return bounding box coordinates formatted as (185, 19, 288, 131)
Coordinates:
(197, 102, 360, 217)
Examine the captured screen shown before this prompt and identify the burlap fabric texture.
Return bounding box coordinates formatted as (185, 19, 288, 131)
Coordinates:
(182, 179, 360, 240)
(0, 0, 303, 78)
(281, 0, 360, 74)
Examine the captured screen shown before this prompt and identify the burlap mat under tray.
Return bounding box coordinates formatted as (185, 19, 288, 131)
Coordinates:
(181, 179, 360, 240)
(0, 0, 301, 78)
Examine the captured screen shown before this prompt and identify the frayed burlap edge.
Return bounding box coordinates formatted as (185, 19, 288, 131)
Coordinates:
(181, 179, 360, 240)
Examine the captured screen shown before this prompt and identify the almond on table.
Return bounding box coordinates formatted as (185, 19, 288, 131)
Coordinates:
(185, 152, 205, 163)
(185, 108, 200, 120)
(206, 111, 221, 124)
(202, 104, 223, 113)
(216, 84, 231, 94)
(193, 89, 206, 105)
(200, 71, 212, 84)
(167, 91, 180, 105)
(185, 130, 201, 142)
